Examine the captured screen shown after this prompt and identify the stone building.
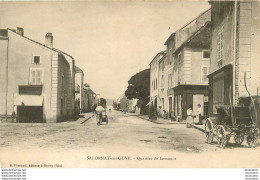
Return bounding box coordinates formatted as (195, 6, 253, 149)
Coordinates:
(158, 54, 167, 117)
(208, 1, 260, 124)
(82, 84, 97, 112)
(162, 9, 211, 120)
(74, 66, 84, 114)
(149, 51, 166, 116)
(0, 28, 75, 123)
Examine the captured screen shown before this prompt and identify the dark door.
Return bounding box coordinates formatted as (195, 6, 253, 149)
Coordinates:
(17, 106, 43, 123)
(169, 97, 172, 118)
(61, 99, 63, 120)
(185, 93, 193, 118)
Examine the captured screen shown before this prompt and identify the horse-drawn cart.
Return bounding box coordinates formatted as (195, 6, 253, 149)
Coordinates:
(205, 106, 259, 148)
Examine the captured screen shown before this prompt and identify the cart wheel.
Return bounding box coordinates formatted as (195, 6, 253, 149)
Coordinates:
(221, 136, 228, 148)
(234, 133, 244, 145)
(205, 119, 213, 144)
(247, 135, 258, 148)
(217, 125, 227, 148)
(207, 131, 214, 144)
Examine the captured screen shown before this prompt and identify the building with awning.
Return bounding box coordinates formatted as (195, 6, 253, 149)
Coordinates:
(0, 28, 76, 123)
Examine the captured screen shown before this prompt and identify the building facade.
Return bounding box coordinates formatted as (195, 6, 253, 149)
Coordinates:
(0, 28, 75, 123)
(208, 1, 260, 122)
(82, 84, 97, 112)
(163, 9, 211, 120)
(158, 54, 167, 117)
(149, 51, 166, 116)
(74, 66, 84, 114)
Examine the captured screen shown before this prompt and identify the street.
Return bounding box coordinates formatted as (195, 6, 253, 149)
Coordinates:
(0, 110, 259, 168)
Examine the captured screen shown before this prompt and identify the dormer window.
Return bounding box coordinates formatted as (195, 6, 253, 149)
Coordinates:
(32, 55, 41, 64)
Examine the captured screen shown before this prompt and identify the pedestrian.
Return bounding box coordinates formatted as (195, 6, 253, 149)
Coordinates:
(186, 105, 193, 128)
(95, 105, 105, 125)
(195, 104, 202, 125)
(12, 111, 17, 123)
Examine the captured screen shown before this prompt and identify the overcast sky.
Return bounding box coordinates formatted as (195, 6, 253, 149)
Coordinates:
(0, 1, 210, 99)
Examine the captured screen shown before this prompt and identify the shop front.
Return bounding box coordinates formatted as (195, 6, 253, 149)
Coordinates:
(173, 85, 209, 120)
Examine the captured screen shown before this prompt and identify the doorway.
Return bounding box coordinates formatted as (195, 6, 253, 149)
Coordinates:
(17, 106, 43, 123)
(193, 94, 204, 115)
(169, 97, 172, 118)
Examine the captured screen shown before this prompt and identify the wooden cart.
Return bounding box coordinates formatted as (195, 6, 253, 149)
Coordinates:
(205, 106, 259, 148)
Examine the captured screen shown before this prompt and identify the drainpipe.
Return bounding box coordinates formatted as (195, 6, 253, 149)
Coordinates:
(233, 0, 238, 106)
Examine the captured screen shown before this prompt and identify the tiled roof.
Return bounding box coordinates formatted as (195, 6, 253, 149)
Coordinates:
(164, 8, 211, 45)
(8, 29, 74, 59)
(173, 21, 211, 54)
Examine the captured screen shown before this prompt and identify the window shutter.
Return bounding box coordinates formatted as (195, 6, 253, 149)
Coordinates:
(31, 70, 36, 84)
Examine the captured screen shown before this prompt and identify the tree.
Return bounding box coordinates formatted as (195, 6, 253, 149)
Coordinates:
(100, 98, 107, 108)
(125, 69, 150, 114)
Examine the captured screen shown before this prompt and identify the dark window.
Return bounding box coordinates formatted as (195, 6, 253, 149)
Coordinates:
(33, 56, 40, 64)
(203, 51, 210, 59)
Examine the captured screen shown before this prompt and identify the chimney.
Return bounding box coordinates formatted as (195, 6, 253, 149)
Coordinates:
(17, 27, 24, 36)
(45, 32, 53, 48)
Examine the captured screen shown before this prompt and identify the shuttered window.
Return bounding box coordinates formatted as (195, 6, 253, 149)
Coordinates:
(30, 68, 43, 85)
(201, 66, 210, 83)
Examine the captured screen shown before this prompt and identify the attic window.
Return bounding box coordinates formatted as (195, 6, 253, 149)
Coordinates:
(202, 50, 210, 60)
(33, 55, 41, 64)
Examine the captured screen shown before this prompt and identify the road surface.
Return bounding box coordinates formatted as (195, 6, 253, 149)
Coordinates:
(0, 110, 259, 168)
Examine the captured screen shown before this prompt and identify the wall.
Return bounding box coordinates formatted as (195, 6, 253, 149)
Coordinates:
(150, 55, 159, 102)
(1, 30, 55, 122)
(210, 2, 234, 74)
(63, 55, 75, 116)
(50, 54, 59, 122)
(56, 54, 71, 121)
(75, 72, 84, 112)
(237, 2, 260, 97)
(0, 35, 8, 116)
(210, 1, 260, 101)
(158, 58, 168, 115)
(190, 47, 210, 84)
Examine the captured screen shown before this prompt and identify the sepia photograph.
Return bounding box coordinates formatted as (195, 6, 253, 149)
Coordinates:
(0, 0, 259, 170)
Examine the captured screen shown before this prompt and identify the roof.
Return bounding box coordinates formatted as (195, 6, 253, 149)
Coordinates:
(173, 21, 211, 55)
(164, 33, 175, 45)
(149, 50, 167, 65)
(164, 8, 211, 45)
(158, 53, 167, 63)
(207, 64, 233, 78)
(75, 66, 84, 74)
(7, 29, 74, 59)
(83, 87, 96, 95)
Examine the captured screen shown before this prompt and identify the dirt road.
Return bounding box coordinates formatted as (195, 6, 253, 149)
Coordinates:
(0, 111, 259, 168)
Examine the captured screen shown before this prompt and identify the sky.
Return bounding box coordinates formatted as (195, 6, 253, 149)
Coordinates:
(0, 1, 210, 99)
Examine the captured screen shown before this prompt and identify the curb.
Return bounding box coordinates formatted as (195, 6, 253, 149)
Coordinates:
(189, 123, 206, 133)
(80, 114, 95, 124)
(134, 115, 186, 124)
(135, 115, 163, 124)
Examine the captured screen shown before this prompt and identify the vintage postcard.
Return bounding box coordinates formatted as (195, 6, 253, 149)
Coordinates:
(0, 0, 259, 169)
